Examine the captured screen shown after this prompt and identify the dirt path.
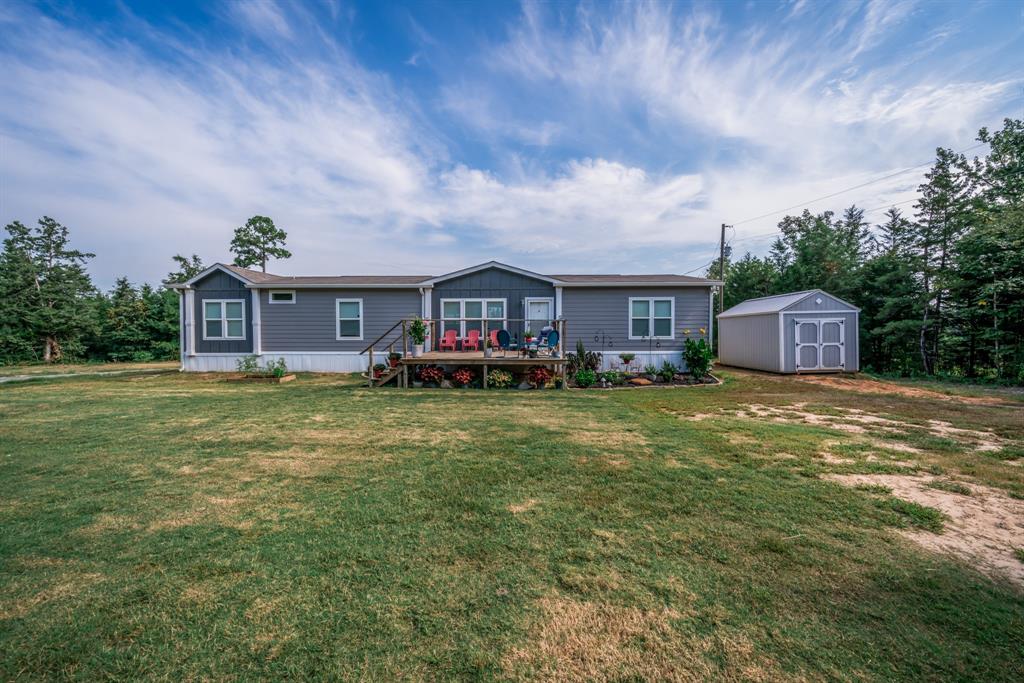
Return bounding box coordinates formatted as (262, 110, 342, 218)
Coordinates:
(0, 368, 176, 384)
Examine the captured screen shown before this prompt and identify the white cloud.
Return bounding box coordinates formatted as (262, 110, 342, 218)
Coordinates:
(231, 1, 293, 40)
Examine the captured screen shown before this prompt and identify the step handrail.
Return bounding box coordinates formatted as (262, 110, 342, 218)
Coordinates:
(360, 319, 406, 355)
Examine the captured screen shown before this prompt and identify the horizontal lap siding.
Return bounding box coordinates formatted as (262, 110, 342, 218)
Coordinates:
(194, 271, 253, 354)
(718, 314, 781, 372)
(561, 287, 712, 363)
(261, 289, 421, 352)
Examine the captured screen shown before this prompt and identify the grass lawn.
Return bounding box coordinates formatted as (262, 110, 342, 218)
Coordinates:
(1, 369, 1023, 680)
(0, 361, 178, 377)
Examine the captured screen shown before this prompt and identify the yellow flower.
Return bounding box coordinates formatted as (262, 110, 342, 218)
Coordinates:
(699, 327, 707, 335)
(979, 300, 987, 306)
(683, 328, 691, 335)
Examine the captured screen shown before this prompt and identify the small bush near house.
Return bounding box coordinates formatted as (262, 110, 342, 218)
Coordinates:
(658, 361, 678, 383)
(452, 367, 474, 387)
(487, 368, 514, 388)
(527, 366, 553, 388)
(684, 338, 713, 380)
(236, 355, 261, 374)
(567, 339, 601, 375)
(601, 370, 624, 386)
(265, 357, 288, 378)
(575, 368, 596, 388)
(236, 355, 288, 377)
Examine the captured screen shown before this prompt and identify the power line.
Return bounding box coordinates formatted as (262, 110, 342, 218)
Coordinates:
(729, 141, 986, 228)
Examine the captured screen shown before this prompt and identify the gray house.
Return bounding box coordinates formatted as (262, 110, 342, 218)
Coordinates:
(170, 261, 720, 373)
(717, 290, 859, 373)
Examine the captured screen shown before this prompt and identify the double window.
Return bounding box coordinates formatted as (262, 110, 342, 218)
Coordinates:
(203, 300, 245, 340)
(441, 299, 506, 337)
(629, 298, 674, 339)
(336, 299, 363, 339)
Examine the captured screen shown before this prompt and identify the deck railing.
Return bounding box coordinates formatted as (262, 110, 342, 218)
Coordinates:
(361, 318, 566, 385)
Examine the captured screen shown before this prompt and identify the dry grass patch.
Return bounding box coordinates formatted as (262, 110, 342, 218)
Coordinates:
(508, 498, 540, 514)
(0, 569, 104, 620)
(827, 473, 1024, 585)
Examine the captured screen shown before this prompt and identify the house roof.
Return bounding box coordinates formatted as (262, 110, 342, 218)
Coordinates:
(172, 261, 721, 288)
(717, 290, 859, 318)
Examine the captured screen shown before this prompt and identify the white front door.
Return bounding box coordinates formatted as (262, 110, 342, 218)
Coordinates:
(794, 319, 845, 371)
(525, 298, 553, 335)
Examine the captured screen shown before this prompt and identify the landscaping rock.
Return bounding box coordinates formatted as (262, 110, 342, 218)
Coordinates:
(628, 377, 652, 386)
(518, 381, 532, 390)
(440, 379, 453, 389)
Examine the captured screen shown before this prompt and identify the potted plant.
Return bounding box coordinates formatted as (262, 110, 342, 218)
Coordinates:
(373, 363, 387, 379)
(484, 339, 493, 358)
(487, 368, 514, 388)
(618, 353, 635, 371)
(524, 329, 534, 343)
(409, 317, 427, 358)
(388, 351, 402, 368)
(527, 366, 553, 388)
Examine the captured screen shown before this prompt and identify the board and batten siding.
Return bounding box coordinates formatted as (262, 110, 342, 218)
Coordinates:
(260, 288, 422, 352)
(560, 287, 712, 369)
(432, 268, 555, 334)
(192, 270, 253, 354)
(784, 292, 850, 312)
(718, 314, 781, 372)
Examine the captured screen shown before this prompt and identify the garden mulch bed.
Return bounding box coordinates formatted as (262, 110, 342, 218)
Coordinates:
(224, 374, 296, 384)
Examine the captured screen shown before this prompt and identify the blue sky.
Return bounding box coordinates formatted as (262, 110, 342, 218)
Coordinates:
(1, 0, 1022, 287)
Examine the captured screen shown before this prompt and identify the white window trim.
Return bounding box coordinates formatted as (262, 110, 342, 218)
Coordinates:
(202, 299, 247, 341)
(268, 290, 296, 304)
(336, 298, 364, 340)
(440, 298, 507, 337)
(628, 296, 675, 340)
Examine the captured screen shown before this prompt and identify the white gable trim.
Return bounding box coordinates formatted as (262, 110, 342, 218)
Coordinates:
(779, 289, 861, 313)
(173, 263, 253, 289)
(424, 261, 561, 286)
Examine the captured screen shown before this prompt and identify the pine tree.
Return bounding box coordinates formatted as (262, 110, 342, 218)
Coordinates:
(0, 217, 97, 362)
(166, 254, 205, 283)
(229, 216, 291, 272)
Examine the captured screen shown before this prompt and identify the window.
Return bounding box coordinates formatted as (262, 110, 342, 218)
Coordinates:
(440, 299, 506, 337)
(268, 290, 295, 304)
(203, 300, 245, 340)
(629, 297, 674, 339)
(336, 299, 363, 339)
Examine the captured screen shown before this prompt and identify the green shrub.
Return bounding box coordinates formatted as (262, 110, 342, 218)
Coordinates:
(236, 355, 261, 374)
(601, 370, 624, 385)
(575, 368, 596, 388)
(658, 361, 677, 382)
(684, 338, 713, 379)
(487, 368, 514, 388)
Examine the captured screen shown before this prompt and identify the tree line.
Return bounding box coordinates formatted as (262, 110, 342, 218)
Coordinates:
(0, 216, 291, 364)
(712, 117, 1023, 383)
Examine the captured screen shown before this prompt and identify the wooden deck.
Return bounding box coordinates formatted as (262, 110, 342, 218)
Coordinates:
(401, 350, 566, 366)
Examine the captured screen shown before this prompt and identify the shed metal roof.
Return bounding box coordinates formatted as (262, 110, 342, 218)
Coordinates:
(718, 290, 858, 318)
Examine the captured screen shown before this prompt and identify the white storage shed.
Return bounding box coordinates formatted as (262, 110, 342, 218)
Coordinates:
(717, 290, 859, 373)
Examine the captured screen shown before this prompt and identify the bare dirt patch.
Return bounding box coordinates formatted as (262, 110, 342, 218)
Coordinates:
(793, 374, 1018, 406)
(826, 473, 1024, 585)
(736, 404, 1012, 455)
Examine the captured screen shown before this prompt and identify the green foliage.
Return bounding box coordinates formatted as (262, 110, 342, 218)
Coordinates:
(235, 355, 288, 377)
(527, 365, 553, 387)
(574, 368, 596, 387)
(566, 338, 601, 375)
(487, 368, 514, 388)
(878, 497, 946, 533)
(643, 364, 658, 376)
(600, 370, 624, 385)
(236, 355, 261, 374)
(0, 217, 98, 363)
(658, 361, 678, 382)
(165, 254, 204, 284)
(230, 215, 291, 272)
(409, 317, 427, 345)
(684, 338, 713, 379)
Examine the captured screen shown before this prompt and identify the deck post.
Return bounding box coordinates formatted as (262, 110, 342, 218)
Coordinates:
(483, 363, 488, 389)
(368, 348, 374, 387)
(402, 320, 408, 358)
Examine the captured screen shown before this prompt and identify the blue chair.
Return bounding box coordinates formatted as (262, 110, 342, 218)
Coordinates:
(496, 329, 515, 356)
(538, 330, 560, 357)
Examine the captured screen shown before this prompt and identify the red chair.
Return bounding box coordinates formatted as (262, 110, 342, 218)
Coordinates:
(439, 329, 458, 351)
(489, 329, 501, 350)
(463, 329, 481, 351)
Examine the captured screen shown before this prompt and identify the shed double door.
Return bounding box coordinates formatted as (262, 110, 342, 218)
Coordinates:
(794, 319, 844, 371)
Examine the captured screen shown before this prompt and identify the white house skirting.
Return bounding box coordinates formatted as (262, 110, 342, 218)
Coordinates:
(182, 352, 368, 373)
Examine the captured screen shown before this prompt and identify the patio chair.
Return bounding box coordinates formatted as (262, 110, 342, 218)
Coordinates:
(463, 329, 482, 351)
(496, 329, 516, 356)
(439, 329, 458, 352)
(489, 329, 501, 351)
(537, 330, 560, 357)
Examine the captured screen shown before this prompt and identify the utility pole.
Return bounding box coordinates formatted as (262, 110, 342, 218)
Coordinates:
(718, 222, 727, 320)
